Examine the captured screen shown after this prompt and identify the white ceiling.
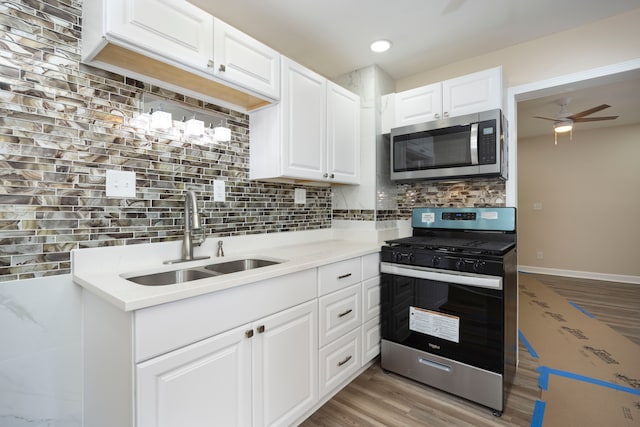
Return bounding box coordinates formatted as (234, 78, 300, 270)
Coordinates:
(188, 0, 640, 137)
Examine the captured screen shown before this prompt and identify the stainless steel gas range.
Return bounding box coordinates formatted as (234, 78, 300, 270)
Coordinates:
(380, 207, 517, 416)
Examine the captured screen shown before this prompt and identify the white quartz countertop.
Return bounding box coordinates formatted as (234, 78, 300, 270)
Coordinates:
(72, 231, 383, 311)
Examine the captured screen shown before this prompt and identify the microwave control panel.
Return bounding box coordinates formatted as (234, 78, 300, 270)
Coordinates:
(478, 120, 497, 164)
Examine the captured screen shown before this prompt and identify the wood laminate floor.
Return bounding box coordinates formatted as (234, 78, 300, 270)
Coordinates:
(302, 274, 640, 427)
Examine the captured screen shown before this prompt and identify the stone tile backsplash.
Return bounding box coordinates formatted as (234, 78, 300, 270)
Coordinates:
(0, 0, 505, 281)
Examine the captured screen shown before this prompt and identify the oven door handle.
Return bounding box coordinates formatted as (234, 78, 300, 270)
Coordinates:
(380, 262, 502, 290)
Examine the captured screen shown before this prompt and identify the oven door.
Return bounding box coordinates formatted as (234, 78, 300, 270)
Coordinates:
(381, 262, 504, 374)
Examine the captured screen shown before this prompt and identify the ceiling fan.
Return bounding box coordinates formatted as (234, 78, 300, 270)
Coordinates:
(533, 98, 618, 143)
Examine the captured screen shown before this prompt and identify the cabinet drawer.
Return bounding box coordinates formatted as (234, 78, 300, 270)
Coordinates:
(318, 257, 361, 296)
(362, 276, 380, 323)
(318, 327, 361, 398)
(362, 318, 380, 365)
(362, 252, 380, 280)
(318, 284, 361, 347)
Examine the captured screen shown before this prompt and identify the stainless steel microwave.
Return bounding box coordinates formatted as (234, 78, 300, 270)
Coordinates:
(390, 109, 507, 181)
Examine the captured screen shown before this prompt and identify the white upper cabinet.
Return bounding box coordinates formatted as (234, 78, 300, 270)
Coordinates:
(391, 66, 503, 129)
(394, 82, 442, 127)
(250, 57, 360, 185)
(327, 82, 361, 184)
(100, 0, 214, 70)
(213, 18, 281, 100)
(281, 59, 327, 181)
(82, 0, 278, 109)
(442, 67, 503, 117)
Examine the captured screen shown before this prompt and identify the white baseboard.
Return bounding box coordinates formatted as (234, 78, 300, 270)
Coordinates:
(518, 265, 640, 285)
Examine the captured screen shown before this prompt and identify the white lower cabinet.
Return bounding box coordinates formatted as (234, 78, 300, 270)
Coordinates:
(137, 324, 252, 427)
(136, 300, 317, 427)
(252, 300, 318, 427)
(82, 253, 380, 427)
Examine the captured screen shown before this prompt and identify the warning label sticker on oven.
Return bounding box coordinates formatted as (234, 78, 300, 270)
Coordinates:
(409, 306, 460, 343)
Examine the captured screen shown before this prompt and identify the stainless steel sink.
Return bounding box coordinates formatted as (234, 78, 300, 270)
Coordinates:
(126, 268, 216, 286)
(204, 259, 280, 274)
(124, 258, 282, 286)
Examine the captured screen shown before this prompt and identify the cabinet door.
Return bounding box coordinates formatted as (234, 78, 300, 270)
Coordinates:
(213, 18, 281, 100)
(362, 276, 380, 323)
(394, 82, 442, 126)
(136, 324, 252, 427)
(107, 0, 214, 70)
(442, 67, 502, 117)
(252, 300, 318, 427)
(281, 58, 327, 181)
(362, 318, 381, 364)
(327, 82, 360, 184)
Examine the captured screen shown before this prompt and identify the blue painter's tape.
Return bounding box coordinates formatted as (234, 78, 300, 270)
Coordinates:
(530, 400, 546, 427)
(518, 330, 539, 359)
(568, 301, 596, 318)
(537, 366, 640, 396)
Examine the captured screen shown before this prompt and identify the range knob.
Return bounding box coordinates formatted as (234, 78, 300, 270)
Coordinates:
(455, 259, 465, 270)
(431, 256, 441, 267)
(473, 260, 486, 272)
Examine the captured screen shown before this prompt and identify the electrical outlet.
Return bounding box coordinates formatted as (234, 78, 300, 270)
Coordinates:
(536, 251, 544, 260)
(533, 202, 543, 210)
(106, 170, 136, 198)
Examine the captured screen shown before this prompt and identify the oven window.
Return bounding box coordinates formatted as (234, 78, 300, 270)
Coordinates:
(393, 125, 472, 171)
(381, 273, 503, 373)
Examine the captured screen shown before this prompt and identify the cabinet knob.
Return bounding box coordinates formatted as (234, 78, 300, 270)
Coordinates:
(444, 112, 449, 118)
(219, 64, 226, 72)
(323, 173, 328, 178)
(207, 59, 214, 68)
(435, 113, 440, 119)
(329, 174, 335, 179)
(257, 325, 265, 334)
(245, 329, 254, 338)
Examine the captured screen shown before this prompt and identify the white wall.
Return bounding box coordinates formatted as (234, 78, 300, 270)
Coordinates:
(517, 124, 640, 282)
(396, 9, 640, 91)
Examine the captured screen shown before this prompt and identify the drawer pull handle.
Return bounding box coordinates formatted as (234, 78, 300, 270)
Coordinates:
(338, 308, 353, 318)
(257, 325, 265, 333)
(338, 273, 352, 279)
(245, 329, 254, 338)
(338, 355, 352, 366)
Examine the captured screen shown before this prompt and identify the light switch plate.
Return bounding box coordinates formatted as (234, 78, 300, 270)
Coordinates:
(106, 170, 136, 198)
(294, 188, 306, 204)
(213, 179, 226, 202)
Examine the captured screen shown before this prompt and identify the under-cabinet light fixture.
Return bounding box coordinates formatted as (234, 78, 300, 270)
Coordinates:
(184, 118, 205, 139)
(150, 109, 172, 131)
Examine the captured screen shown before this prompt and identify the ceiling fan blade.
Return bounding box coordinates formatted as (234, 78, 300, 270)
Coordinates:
(569, 104, 610, 119)
(533, 115, 559, 121)
(573, 116, 619, 122)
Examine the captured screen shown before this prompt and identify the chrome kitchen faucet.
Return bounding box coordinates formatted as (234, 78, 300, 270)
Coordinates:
(164, 191, 210, 264)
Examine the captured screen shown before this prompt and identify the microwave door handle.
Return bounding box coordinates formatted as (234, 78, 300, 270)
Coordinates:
(470, 123, 479, 165)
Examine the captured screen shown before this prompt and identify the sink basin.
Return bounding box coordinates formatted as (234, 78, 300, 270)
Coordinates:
(204, 259, 280, 274)
(126, 268, 216, 286)
(124, 258, 282, 286)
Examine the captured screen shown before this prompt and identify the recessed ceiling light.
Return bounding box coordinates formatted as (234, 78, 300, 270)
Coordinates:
(370, 40, 391, 53)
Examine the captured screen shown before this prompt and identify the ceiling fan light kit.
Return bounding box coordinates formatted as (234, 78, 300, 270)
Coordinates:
(534, 99, 618, 144)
